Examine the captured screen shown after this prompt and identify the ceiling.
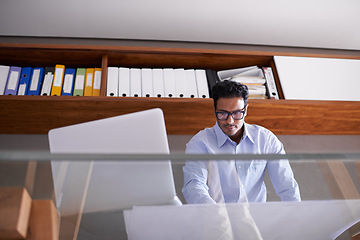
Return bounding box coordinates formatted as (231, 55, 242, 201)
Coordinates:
(0, 0, 359, 50)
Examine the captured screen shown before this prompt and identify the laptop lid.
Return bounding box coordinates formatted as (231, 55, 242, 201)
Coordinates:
(49, 108, 180, 216)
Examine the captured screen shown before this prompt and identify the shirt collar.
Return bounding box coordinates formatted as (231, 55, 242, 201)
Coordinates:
(214, 122, 255, 148)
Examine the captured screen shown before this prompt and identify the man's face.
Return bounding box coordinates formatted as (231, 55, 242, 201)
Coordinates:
(215, 97, 248, 142)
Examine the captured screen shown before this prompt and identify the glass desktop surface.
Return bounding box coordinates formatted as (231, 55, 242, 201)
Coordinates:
(1, 151, 360, 240)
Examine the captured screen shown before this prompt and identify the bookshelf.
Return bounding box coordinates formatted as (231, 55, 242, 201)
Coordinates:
(1, 41, 360, 135)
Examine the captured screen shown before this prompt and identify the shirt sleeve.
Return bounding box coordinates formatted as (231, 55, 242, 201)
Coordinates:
(266, 132, 301, 201)
(182, 137, 217, 204)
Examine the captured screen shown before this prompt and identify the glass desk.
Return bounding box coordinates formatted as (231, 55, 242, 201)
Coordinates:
(0, 151, 359, 240)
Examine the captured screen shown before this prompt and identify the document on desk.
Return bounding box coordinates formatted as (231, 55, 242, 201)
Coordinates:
(106, 67, 119, 97)
(119, 67, 130, 97)
(195, 69, 210, 98)
(124, 200, 360, 240)
(152, 68, 165, 98)
(141, 68, 153, 97)
(163, 68, 176, 98)
(28, 67, 44, 96)
(0, 65, 10, 95)
(130, 68, 141, 97)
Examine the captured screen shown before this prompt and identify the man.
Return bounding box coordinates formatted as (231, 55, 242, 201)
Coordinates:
(182, 80, 301, 204)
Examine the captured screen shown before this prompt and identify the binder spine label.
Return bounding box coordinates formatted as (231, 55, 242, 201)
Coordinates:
(29, 69, 40, 91)
(8, 71, 19, 90)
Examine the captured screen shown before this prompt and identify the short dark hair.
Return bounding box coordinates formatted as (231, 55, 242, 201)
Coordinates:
(211, 80, 249, 109)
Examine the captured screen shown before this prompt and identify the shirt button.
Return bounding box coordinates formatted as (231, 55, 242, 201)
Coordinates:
(238, 165, 241, 169)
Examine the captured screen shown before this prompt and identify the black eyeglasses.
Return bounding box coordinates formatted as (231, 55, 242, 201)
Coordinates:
(215, 107, 246, 121)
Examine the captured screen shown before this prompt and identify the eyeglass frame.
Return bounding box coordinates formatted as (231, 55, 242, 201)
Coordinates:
(215, 106, 247, 121)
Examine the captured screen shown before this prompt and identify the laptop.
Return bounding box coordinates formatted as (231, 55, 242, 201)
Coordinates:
(49, 108, 181, 217)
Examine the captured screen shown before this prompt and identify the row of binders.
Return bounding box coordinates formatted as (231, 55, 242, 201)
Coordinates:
(107, 66, 279, 99)
(0, 65, 102, 96)
(0, 64, 279, 99)
(107, 67, 210, 98)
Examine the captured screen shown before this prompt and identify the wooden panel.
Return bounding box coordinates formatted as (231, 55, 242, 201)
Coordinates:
(0, 47, 103, 68)
(107, 51, 273, 70)
(1, 96, 360, 135)
(28, 200, 59, 240)
(0, 188, 32, 239)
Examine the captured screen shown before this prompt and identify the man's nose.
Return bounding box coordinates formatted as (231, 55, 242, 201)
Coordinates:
(226, 114, 235, 124)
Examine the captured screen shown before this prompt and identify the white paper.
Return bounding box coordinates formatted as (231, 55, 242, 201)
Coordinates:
(124, 200, 360, 240)
(217, 66, 262, 80)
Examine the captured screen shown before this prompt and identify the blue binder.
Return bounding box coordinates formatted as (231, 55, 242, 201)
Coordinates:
(61, 68, 76, 96)
(27, 67, 45, 95)
(17, 67, 32, 95)
(4, 66, 22, 95)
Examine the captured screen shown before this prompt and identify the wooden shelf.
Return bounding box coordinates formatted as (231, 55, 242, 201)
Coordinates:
(1, 95, 360, 135)
(1, 42, 360, 135)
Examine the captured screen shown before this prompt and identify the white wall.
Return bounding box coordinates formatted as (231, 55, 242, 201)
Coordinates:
(1, 0, 360, 50)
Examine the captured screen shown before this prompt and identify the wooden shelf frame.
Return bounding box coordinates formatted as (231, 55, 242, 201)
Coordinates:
(1, 42, 360, 135)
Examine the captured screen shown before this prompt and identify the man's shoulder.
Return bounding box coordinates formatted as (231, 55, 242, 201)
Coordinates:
(246, 123, 274, 134)
(189, 125, 216, 142)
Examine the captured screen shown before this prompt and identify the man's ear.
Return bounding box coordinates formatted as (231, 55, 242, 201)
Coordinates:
(244, 104, 249, 117)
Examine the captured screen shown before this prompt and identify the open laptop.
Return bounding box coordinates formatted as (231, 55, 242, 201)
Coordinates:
(49, 108, 181, 217)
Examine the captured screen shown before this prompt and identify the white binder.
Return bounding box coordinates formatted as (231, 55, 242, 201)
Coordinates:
(152, 68, 165, 98)
(141, 68, 153, 97)
(130, 68, 141, 97)
(106, 67, 119, 97)
(195, 69, 210, 98)
(0, 65, 10, 95)
(174, 68, 186, 98)
(40, 69, 54, 96)
(163, 68, 176, 98)
(119, 67, 130, 97)
(185, 69, 198, 98)
(262, 67, 279, 99)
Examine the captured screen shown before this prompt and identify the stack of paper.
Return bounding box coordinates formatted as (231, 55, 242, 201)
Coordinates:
(218, 66, 278, 99)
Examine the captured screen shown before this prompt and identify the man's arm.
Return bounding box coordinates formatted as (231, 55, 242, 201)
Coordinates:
(267, 160, 301, 201)
(182, 139, 216, 204)
(265, 132, 301, 201)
